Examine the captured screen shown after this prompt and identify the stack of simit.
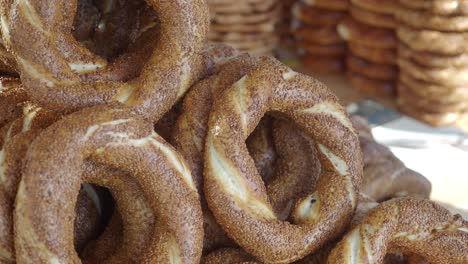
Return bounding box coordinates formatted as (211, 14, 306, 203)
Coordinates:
(395, 0, 468, 127)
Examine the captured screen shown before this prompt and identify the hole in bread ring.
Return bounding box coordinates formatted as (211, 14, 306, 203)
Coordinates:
(1, 0, 228, 121)
(203, 57, 362, 263)
(173, 54, 323, 252)
(14, 106, 203, 263)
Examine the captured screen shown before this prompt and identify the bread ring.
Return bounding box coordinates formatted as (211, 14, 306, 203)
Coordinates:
(292, 3, 347, 26)
(1, 0, 220, 121)
(347, 55, 398, 81)
(395, 5, 468, 32)
(398, 83, 468, 113)
(203, 248, 257, 264)
(203, 57, 362, 262)
(300, 54, 345, 73)
(208, 0, 277, 14)
(0, 77, 28, 128)
(338, 17, 398, 48)
(0, 105, 101, 262)
(350, 0, 397, 14)
(210, 18, 279, 33)
(397, 24, 468, 55)
(349, 6, 396, 29)
(14, 106, 203, 263)
(351, 116, 432, 202)
(399, 43, 468, 68)
(399, 72, 468, 103)
(327, 198, 468, 263)
(173, 54, 259, 251)
(398, 57, 468, 87)
(397, 98, 467, 127)
(347, 72, 396, 97)
(349, 43, 396, 65)
(301, 0, 350, 11)
(298, 42, 347, 56)
(292, 20, 344, 45)
(202, 194, 380, 264)
(210, 4, 280, 25)
(0, 185, 101, 263)
(399, 0, 468, 16)
(174, 54, 324, 251)
(80, 161, 156, 262)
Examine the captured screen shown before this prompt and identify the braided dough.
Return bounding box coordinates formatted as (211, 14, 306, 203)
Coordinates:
(204, 57, 362, 262)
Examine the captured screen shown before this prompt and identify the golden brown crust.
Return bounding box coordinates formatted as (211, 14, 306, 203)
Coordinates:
(208, 0, 277, 14)
(399, 72, 468, 103)
(351, 0, 397, 14)
(398, 43, 468, 68)
(338, 17, 398, 48)
(347, 55, 398, 81)
(350, 6, 396, 29)
(398, 83, 468, 113)
(1, 0, 217, 121)
(349, 43, 397, 65)
(0, 77, 28, 128)
(302, 0, 350, 11)
(0, 106, 100, 262)
(397, 24, 468, 55)
(328, 198, 468, 264)
(292, 3, 347, 26)
(399, 0, 468, 16)
(80, 161, 156, 262)
(14, 106, 203, 263)
(210, 4, 280, 25)
(300, 54, 345, 74)
(0, 44, 18, 76)
(397, 98, 467, 127)
(204, 56, 362, 262)
(395, 5, 468, 32)
(203, 248, 258, 263)
(347, 72, 396, 97)
(298, 42, 347, 56)
(292, 20, 345, 45)
(351, 116, 432, 202)
(398, 57, 468, 87)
